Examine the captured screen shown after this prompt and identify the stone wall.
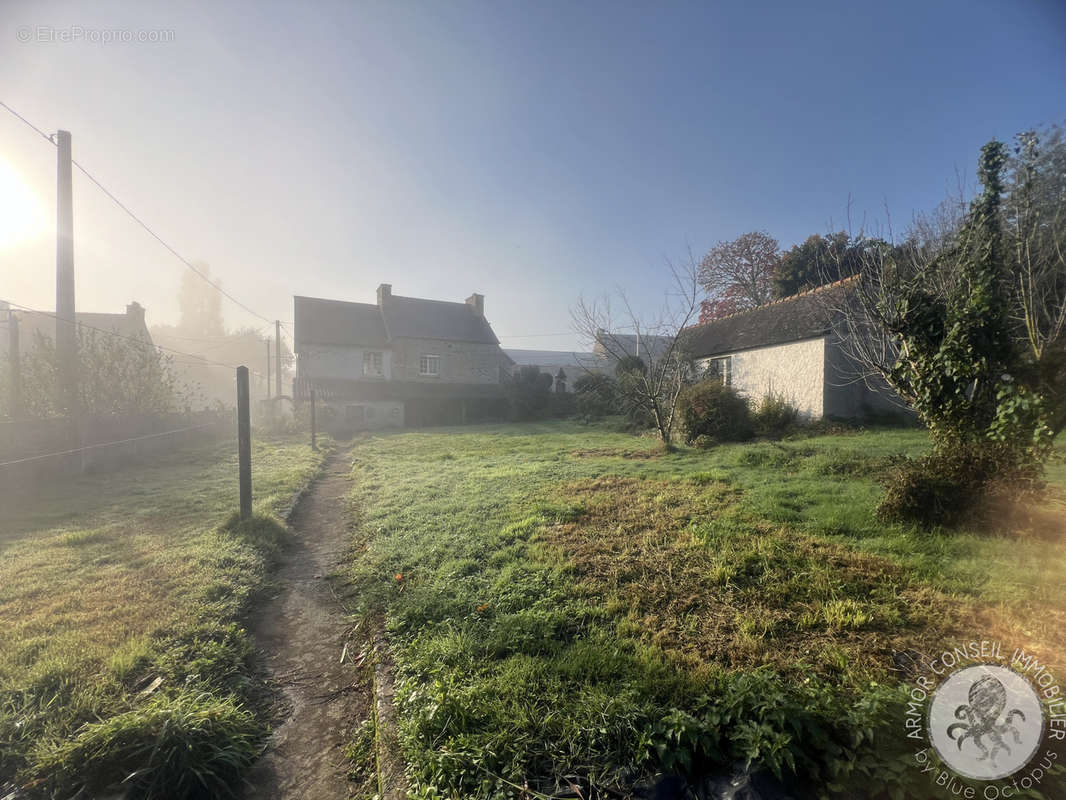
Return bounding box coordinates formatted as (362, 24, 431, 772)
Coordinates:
(318, 399, 404, 433)
(299, 344, 393, 381)
(389, 337, 509, 385)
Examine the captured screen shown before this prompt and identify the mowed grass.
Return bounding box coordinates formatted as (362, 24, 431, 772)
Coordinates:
(346, 421, 1066, 799)
(0, 435, 326, 796)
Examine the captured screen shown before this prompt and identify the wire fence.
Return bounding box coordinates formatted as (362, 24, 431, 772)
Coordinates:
(0, 420, 225, 468)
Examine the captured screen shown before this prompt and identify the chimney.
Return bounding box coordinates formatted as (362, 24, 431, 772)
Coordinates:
(126, 301, 145, 326)
(466, 293, 484, 317)
(377, 283, 392, 306)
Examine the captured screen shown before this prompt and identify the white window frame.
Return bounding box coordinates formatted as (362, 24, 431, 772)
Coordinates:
(704, 356, 732, 386)
(419, 354, 440, 377)
(362, 350, 384, 377)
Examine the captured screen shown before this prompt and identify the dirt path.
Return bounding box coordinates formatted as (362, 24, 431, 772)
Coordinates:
(243, 446, 369, 799)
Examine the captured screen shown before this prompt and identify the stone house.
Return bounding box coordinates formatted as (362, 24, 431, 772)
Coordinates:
(0, 302, 152, 352)
(682, 278, 901, 420)
(293, 284, 512, 430)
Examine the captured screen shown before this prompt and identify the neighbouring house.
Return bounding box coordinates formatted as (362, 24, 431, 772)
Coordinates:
(502, 349, 600, 393)
(293, 284, 513, 430)
(682, 278, 902, 420)
(593, 330, 676, 371)
(0, 301, 153, 355)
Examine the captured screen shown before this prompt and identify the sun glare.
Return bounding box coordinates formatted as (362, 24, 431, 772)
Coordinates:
(0, 157, 46, 250)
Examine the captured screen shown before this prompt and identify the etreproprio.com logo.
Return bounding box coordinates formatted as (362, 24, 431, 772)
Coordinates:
(904, 640, 1066, 798)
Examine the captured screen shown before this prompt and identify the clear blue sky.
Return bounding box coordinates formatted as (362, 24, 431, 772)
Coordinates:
(1, 0, 1063, 351)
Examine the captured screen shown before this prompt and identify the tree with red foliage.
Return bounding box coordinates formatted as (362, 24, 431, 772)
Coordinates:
(697, 231, 779, 321)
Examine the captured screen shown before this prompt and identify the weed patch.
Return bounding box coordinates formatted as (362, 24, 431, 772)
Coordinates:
(541, 476, 951, 680)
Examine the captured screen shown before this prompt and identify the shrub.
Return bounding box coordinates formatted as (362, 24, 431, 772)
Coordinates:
(877, 440, 1046, 528)
(752, 392, 799, 437)
(614, 355, 646, 378)
(547, 390, 577, 418)
(573, 373, 618, 420)
(678, 380, 753, 445)
(509, 366, 555, 421)
(32, 690, 262, 799)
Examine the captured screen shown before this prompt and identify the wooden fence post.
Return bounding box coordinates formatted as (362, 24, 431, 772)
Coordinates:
(310, 388, 317, 451)
(236, 366, 252, 520)
(8, 309, 20, 418)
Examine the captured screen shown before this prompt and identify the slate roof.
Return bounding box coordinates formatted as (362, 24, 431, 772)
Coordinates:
(683, 277, 853, 358)
(381, 295, 498, 344)
(503, 349, 600, 369)
(293, 292, 500, 350)
(293, 297, 387, 348)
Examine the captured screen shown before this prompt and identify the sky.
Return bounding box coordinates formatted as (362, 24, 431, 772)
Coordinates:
(0, 0, 1064, 353)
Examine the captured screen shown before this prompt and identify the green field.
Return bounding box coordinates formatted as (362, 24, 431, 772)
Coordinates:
(0, 435, 326, 796)
(346, 421, 1066, 799)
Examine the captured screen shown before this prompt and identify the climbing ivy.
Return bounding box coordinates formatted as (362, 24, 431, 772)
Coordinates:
(874, 140, 1061, 522)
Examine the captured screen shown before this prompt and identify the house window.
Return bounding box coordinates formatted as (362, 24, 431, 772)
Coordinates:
(363, 351, 384, 377)
(705, 356, 732, 386)
(419, 354, 440, 376)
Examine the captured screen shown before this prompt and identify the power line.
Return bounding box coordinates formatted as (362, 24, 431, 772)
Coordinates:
(0, 100, 53, 143)
(149, 323, 273, 344)
(0, 101, 277, 326)
(69, 159, 276, 325)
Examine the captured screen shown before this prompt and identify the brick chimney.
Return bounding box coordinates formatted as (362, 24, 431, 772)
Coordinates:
(376, 283, 392, 306)
(466, 293, 484, 317)
(126, 301, 145, 326)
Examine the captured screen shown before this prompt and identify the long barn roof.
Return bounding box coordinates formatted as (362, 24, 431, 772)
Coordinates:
(683, 277, 854, 357)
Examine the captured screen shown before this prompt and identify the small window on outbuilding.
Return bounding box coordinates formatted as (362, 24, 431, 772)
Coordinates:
(704, 356, 732, 386)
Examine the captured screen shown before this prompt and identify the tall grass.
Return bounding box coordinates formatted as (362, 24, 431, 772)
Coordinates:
(0, 437, 326, 797)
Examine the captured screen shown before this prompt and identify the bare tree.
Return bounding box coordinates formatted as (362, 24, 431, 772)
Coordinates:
(698, 231, 779, 320)
(571, 252, 702, 446)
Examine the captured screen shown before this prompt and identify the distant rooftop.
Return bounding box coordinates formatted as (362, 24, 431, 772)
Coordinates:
(5, 303, 151, 348)
(503, 348, 599, 367)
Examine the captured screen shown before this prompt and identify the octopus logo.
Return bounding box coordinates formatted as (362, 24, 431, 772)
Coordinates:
(928, 664, 1045, 780)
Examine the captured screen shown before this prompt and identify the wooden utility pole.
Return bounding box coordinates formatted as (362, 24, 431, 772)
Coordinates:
(236, 366, 252, 520)
(310, 388, 317, 451)
(275, 320, 282, 398)
(55, 130, 77, 417)
(266, 339, 271, 398)
(8, 310, 20, 418)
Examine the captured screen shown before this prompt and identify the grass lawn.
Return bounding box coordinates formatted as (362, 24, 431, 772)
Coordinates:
(0, 434, 327, 797)
(346, 421, 1066, 799)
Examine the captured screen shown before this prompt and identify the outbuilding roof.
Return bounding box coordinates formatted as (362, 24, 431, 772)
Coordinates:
(683, 277, 854, 358)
